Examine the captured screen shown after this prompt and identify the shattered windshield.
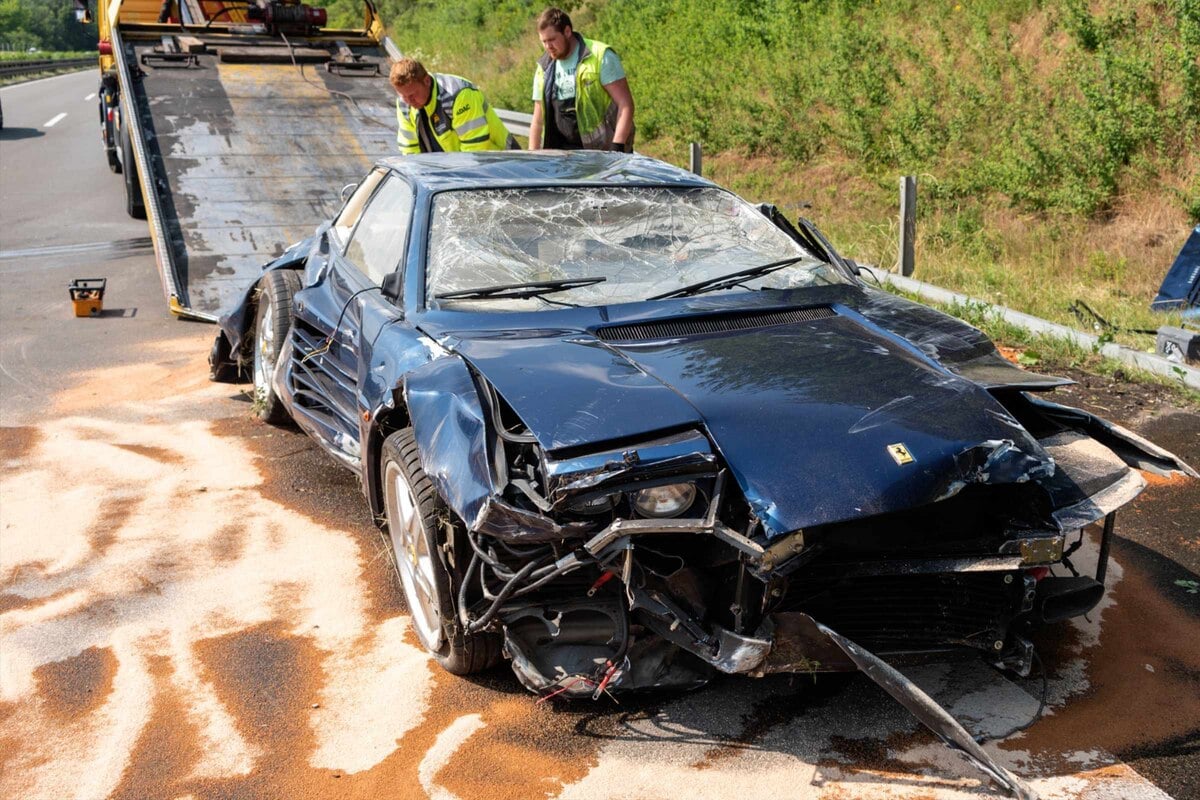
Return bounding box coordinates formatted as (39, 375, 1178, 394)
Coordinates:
(425, 186, 843, 310)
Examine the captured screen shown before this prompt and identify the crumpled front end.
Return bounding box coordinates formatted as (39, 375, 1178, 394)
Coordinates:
(405, 358, 1196, 701)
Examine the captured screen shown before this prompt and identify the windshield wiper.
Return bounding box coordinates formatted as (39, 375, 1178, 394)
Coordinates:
(435, 276, 607, 301)
(647, 256, 811, 300)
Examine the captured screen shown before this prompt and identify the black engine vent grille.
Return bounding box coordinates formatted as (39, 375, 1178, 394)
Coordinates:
(595, 306, 836, 343)
(789, 572, 1021, 654)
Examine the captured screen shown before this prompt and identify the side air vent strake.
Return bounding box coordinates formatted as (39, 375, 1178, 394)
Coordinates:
(595, 306, 836, 343)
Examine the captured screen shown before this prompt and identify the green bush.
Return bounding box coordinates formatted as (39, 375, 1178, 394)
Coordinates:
(358, 0, 1199, 220)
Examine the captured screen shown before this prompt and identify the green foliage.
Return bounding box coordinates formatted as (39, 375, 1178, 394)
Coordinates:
(372, 0, 1199, 220)
(0, 0, 97, 52)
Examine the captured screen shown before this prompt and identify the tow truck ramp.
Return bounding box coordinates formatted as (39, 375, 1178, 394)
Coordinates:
(110, 12, 398, 319)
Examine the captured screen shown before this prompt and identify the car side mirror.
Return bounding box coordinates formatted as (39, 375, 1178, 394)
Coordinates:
(340, 183, 357, 203)
(380, 271, 401, 301)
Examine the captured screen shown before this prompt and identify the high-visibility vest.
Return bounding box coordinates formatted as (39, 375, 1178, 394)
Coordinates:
(396, 73, 513, 154)
(534, 35, 620, 150)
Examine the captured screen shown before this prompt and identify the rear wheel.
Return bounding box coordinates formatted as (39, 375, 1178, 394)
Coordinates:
(382, 428, 502, 675)
(104, 111, 121, 173)
(252, 270, 301, 425)
(121, 121, 145, 219)
(98, 89, 121, 174)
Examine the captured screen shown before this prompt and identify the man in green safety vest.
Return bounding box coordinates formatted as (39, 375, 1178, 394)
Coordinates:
(529, 7, 635, 152)
(390, 58, 516, 154)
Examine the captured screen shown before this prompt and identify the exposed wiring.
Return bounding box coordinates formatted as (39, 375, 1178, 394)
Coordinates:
(857, 265, 886, 289)
(535, 676, 595, 704)
(299, 285, 382, 364)
(466, 560, 539, 633)
(456, 550, 480, 628)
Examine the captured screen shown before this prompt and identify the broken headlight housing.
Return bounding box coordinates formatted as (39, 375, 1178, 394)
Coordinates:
(633, 482, 697, 518)
(567, 493, 620, 515)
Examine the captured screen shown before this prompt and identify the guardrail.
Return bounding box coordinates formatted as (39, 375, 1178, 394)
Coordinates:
(495, 108, 533, 139)
(0, 57, 94, 81)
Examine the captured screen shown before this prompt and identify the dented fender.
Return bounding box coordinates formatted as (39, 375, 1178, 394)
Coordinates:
(403, 355, 497, 530)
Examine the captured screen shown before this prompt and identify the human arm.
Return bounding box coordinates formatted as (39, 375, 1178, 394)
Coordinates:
(452, 88, 495, 152)
(395, 100, 420, 155)
(529, 101, 544, 151)
(602, 77, 634, 148)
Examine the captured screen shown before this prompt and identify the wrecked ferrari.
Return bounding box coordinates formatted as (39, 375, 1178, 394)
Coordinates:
(211, 151, 1194, 702)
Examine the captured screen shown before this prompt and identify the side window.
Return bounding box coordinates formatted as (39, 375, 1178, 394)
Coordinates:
(344, 177, 414, 285)
(329, 168, 388, 254)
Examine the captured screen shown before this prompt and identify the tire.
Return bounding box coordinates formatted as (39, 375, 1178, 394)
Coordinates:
(105, 115, 122, 174)
(98, 91, 121, 174)
(252, 270, 301, 425)
(382, 428, 502, 675)
(121, 121, 146, 220)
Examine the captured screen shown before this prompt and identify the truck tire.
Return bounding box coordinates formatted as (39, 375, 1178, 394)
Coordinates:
(121, 122, 146, 220)
(252, 270, 301, 425)
(381, 428, 503, 675)
(98, 91, 121, 174)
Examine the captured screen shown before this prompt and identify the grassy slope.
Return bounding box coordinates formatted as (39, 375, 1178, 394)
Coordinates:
(336, 0, 1199, 349)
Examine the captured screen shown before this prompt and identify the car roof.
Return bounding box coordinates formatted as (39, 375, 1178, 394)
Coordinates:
(376, 150, 715, 192)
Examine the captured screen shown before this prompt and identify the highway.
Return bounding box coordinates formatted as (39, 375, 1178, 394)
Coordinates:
(1, 70, 1198, 800)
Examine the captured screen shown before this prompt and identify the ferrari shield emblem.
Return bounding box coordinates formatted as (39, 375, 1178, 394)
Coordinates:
(887, 443, 915, 465)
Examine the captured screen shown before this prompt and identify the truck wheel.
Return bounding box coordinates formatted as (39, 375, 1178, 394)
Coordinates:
(252, 270, 301, 425)
(121, 122, 145, 219)
(105, 115, 121, 174)
(382, 428, 502, 675)
(98, 92, 121, 174)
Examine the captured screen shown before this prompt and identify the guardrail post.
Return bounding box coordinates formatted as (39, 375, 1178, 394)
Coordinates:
(689, 142, 702, 176)
(899, 175, 916, 277)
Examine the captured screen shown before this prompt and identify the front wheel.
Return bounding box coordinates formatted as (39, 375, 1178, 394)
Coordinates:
(382, 428, 502, 675)
(252, 270, 300, 424)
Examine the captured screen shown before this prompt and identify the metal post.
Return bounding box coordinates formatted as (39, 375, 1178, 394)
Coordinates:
(689, 142, 702, 176)
(1096, 512, 1115, 585)
(899, 175, 916, 277)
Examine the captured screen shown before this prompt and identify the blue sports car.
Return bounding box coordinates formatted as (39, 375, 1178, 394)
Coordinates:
(211, 151, 1193, 703)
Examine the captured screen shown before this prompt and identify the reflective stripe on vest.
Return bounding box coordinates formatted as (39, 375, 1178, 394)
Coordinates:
(397, 74, 508, 152)
(537, 35, 618, 149)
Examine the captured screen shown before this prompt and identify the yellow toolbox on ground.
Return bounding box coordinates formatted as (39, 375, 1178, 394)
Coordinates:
(69, 278, 107, 317)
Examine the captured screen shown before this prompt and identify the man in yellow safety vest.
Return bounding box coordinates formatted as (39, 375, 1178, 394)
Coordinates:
(390, 58, 516, 154)
(529, 7, 635, 152)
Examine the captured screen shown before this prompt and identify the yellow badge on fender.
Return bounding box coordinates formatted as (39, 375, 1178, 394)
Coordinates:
(887, 443, 915, 465)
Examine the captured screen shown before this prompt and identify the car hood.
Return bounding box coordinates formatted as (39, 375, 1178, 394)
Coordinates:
(430, 304, 1053, 537)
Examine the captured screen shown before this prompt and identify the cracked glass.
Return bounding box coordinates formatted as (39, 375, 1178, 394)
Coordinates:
(425, 186, 844, 310)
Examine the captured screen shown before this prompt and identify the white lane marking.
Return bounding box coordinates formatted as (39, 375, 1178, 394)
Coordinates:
(85, 93, 96, 101)
(418, 714, 486, 800)
(44, 113, 67, 128)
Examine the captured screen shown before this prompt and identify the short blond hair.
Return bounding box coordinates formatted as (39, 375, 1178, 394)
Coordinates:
(389, 58, 428, 88)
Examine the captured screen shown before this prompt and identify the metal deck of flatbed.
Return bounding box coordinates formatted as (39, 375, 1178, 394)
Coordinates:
(123, 35, 396, 318)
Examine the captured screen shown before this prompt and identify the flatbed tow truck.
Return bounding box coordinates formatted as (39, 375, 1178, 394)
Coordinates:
(85, 0, 399, 320)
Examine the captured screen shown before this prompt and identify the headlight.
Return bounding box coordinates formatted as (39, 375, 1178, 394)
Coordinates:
(632, 483, 696, 518)
(567, 493, 619, 515)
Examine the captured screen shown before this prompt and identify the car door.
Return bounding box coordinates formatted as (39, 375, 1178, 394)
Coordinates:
(290, 172, 414, 466)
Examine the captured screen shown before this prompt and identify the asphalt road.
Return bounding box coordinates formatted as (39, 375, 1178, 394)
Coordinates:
(1, 70, 1197, 800)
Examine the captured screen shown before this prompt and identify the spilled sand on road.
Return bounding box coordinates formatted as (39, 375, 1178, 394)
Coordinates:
(1, 346, 439, 799)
